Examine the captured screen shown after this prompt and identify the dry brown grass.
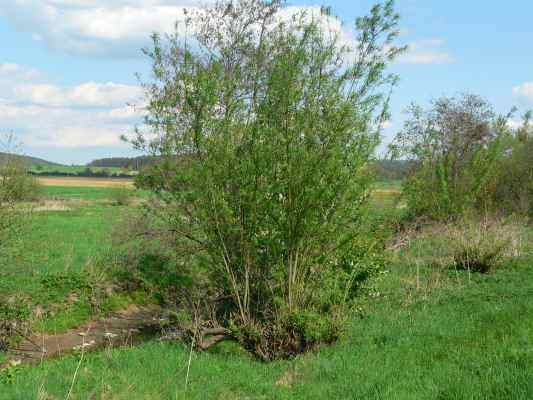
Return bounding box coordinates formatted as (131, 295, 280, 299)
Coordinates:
(445, 217, 523, 273)
(32, 200, 72, 212)
(391, 216, 524, 273)
(37, 177, 134, 188)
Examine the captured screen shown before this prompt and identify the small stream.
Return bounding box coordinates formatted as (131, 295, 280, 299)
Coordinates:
(2, 305, 164, 368)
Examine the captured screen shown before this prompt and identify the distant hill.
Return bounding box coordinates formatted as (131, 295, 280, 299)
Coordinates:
(0, 152, 62, 168)
(88, 156, 159, 170)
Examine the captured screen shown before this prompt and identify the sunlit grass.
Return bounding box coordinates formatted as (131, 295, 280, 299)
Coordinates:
(2, 181, 533, 399)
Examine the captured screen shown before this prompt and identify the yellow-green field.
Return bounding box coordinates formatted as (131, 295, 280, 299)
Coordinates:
(37, 176, 134, 188)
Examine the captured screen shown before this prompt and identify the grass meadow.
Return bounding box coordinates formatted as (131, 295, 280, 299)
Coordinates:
(0, 185, 147, 337)
(1, 180, 533, 399)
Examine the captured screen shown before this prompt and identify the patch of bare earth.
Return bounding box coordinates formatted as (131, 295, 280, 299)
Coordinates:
(3, 305, 162, 368)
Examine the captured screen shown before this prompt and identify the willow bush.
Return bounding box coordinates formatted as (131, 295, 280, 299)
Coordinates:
(131, 0, 403, 359)
(489, 111, 533, 218)
(390, 94, 508, 220)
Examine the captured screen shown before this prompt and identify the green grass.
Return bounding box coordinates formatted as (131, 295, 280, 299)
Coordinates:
(41, 186, 149, 202)
(41, 185, 133, 201)
(2, 256, 533, 399)
(2, 181, 533, 399)
(0, 187, 131, 334)
(373, 179, 402, 191)
(370, 180, 403, 210)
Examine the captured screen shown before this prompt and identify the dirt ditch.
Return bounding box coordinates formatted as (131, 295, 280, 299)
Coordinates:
(2, 305, 164, 369)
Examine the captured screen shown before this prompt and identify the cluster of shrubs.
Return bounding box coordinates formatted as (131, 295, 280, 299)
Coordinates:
(0, 160, 40, 203)
(488, 113, 533, 217)
(390, 94, 531, 272)
(391, 95, 532, 220)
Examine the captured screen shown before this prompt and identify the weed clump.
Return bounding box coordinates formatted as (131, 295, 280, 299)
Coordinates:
(447, 218, 522, 273)
(110, 188, 133, 206)
(395, 216, 523, 275)
(0, 299, 31, 353)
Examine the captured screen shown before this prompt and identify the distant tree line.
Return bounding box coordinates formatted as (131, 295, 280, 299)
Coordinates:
(87, 156, 159, 170)
(89, 156, 410, 180)
(373, 159, 414, 181)
(29, 168, 134, 179)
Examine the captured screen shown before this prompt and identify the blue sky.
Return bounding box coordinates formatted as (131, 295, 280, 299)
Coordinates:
(1, 0, 532, 165)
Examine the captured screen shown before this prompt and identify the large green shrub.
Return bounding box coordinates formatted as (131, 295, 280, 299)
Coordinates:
(390, 94, 507, 220)
(130, 0, 403, 359)
(488, 112, 533, 218)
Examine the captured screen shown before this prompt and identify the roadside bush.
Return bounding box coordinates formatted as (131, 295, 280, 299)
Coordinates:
(389, 94, 507, 220)
(128, 0, 404, 359)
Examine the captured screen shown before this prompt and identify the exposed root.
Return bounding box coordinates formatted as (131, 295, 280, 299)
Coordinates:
(195, 327, 233, 351)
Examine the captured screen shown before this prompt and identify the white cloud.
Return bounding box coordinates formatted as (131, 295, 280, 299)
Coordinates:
(0, 61, 142, 150)
(14, 82, 142, 108)
(381, 121, 393, 130)
(42, 126, 126, 147)
(0, 2, 371, 156)
(0, 1, 208, 57)
(0, 1, 355, 58)
(0, 63, 24, 74)
(513, 82, 533, 102)
(0, 63, 43, 96)
(0, 63, 42, 84)
(98, 105, 142, 121)
(398, 38, 453, 65)
(507, 119, 523, 130)
(277, 6, 355, 49)
(0, 101, 135, 148)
